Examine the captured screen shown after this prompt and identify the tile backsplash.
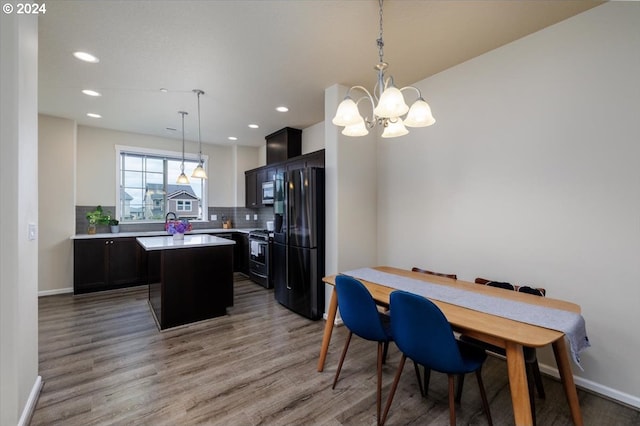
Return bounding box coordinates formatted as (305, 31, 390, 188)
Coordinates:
(75, 206, 274, 234)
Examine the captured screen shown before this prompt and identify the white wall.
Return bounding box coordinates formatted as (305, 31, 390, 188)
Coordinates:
(39, 115, 76, 294)
(325, 85, 378, 275)
(0, 8, 41, 425)
(377, 2, 639, 405)
(233, 145, 259, 207)
(302, 121, 325, 154)
(76, 126, 238, 207)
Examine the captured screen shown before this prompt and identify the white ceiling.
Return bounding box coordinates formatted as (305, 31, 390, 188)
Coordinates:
(38, 0, 600, 147)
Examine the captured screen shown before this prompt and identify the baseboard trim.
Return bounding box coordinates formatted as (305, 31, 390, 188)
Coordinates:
(539, 363, 640, 409)
(38, 287, 73, 297)
(18, 375, 42, 426)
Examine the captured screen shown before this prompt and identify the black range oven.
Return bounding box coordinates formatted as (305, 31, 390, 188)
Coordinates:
(248, 230, 272, 288)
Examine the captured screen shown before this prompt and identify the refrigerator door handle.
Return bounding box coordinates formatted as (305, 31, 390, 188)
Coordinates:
(286, 172, 291, 290)
(286, 248, 291, 290)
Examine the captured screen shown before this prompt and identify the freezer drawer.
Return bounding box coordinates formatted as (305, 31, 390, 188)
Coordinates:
(273, 243, 324, 320)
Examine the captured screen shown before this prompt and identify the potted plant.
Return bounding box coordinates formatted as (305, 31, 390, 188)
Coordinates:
(86, 205, 111, 234)
(109, 218, 120, 233)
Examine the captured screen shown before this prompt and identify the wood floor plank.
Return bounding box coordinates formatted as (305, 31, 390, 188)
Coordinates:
(31, 274, 639, 425)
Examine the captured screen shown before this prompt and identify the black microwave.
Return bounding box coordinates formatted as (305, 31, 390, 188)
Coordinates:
(262, 181, 274, 205)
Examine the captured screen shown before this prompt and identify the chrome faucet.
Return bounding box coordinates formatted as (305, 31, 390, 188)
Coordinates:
(165, 212, 177, 228)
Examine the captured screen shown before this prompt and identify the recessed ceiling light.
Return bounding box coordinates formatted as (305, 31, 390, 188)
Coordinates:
(228, 136, 238, 141)
(248, 124, 259, 129)
(86, 113, 102, 118)
(160, 88, 168, 93)
(82, 89, 101, 97)
(73, 51, 99, 63)
(276, 106, 289, 112)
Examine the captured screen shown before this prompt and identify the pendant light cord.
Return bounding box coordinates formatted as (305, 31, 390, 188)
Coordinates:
(195, 89, 204, 164)
(180, 111, 187, 173)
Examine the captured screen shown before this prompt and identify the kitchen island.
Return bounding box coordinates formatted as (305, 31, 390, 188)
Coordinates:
(137, 235, 235, 330)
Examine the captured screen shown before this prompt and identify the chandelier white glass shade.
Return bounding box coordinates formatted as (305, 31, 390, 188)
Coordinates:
(332, 0, 435, 137)
(177, 111, 190, 184)
(191, 89, 208, 179)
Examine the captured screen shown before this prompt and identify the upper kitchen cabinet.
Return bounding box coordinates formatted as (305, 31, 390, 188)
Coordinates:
(266, 127, 301, 165)
(245, 169, 259, 208)
(245, 149, 324, 208)
(286, 150, 324, 171)
(245, 166, 276, 208)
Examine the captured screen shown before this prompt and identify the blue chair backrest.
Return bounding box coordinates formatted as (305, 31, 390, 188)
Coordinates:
(390, 290, 466, 374)
(335, 275, 389, 342)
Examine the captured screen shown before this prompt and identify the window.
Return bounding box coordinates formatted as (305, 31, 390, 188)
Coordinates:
(116, 146, 208, 223)
(176, 200, 192, 211)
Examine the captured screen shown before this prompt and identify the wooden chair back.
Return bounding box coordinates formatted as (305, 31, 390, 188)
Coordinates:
(412, 267, 457, 280)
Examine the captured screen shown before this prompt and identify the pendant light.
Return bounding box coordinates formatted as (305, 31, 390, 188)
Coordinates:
(191, 89, 208, 179)
(332, 0, 435, 137)
(176, 111, 190, 184)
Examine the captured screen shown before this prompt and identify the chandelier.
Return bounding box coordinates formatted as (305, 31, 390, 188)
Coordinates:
(332, 0, 435, 138)
(191, 89, 208, 179)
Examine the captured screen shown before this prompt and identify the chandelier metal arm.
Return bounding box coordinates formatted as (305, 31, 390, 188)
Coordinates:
(345, 85, 377, 128)
(399, 85, 424, 101)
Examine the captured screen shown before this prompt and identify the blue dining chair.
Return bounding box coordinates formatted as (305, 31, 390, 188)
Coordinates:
(411, 266, 458, 398)
(381, 290, 492, 426)
(332, 275, 393, 426)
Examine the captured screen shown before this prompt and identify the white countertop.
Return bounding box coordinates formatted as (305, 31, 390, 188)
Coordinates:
(136, 234, 236, 251)
(72, 228, 252, 240)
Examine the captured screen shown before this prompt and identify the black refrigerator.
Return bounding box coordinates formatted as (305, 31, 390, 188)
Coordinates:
(273, 167, 325, 320)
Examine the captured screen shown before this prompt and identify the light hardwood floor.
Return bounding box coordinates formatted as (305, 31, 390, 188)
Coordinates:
(32, 274, 638, 425)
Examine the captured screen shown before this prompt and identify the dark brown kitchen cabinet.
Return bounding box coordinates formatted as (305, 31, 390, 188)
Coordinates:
(266, 127, 301, 164)
(245, 149, 324, 207)
(211, 233, 248, 275)
(245, 169, 259, 208)
(286, 150, 325, 171)
(232, 233, 250, 275)
(245, 167, 277, 208)
(73, 237, 146, 294)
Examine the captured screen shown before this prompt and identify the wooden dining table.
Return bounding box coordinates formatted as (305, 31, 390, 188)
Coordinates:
(318, 266, 584, 426)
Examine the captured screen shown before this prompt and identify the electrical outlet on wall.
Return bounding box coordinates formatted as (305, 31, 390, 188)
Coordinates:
(246, 214, 250, 220)
(253, 214, 258, 220)
(211, 214, 217, 221)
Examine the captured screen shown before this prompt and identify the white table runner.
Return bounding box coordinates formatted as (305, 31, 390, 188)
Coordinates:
(342, 268, 590, 370)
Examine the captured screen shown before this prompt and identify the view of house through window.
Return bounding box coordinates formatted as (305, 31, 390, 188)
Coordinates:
(117, 148, 206, 222)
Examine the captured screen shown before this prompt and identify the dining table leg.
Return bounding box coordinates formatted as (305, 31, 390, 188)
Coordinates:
(317, 286, 338, 372)
(505, 341, 533, 426)
(552, 337, 584, 426)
